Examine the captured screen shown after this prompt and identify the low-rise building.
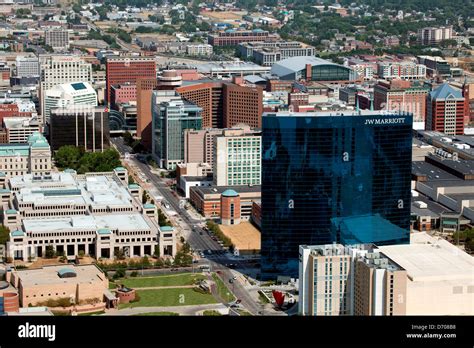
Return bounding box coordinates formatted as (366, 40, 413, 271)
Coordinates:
(5, 168, 175, 261)
(10, 264, 109, 308)
(189, 185, 260, 219)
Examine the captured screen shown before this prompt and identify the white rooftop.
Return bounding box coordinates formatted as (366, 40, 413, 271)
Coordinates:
(378, 232, 474, 282)
(22, 213, 151, 233)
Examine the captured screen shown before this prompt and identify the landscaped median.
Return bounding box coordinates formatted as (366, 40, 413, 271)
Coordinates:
(211, 273, 236, 303)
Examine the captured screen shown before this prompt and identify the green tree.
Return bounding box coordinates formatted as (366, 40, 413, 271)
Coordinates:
(0, 225, 9, 245)
(54, 145, 83, 170)
(154, 245, 160, 258)
(45, 245, 55, 258)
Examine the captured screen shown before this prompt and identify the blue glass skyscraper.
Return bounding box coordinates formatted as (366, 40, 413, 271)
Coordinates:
(261, 111, 413, 278)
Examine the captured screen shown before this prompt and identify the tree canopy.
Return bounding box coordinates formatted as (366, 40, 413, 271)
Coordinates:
(54, 146, 122, 174)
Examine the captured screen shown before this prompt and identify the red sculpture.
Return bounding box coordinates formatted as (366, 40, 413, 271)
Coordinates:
(272, 290, 285, 308)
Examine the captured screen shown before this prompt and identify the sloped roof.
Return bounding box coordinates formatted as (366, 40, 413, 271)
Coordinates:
(429, 83, 463, 100)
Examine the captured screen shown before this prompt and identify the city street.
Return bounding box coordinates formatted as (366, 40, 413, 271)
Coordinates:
(110, 138, 263, 315)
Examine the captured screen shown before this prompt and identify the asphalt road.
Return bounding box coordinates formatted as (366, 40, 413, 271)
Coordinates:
(110, 138, 262, 314)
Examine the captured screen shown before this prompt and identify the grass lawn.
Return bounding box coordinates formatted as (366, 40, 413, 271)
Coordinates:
(119, 288, 217, 309)
(119, 273, 205, 288)
(236, 309, 252, 316)
(203, 310, 222, 316)
(109, 282, 117, 289)
(212, 273, 236, 303)
(132, 312, 179, 316)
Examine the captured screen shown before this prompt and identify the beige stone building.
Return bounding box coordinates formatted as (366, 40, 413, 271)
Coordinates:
(10, 264, 108, 307)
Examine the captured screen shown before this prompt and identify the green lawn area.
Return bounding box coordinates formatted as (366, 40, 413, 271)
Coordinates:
(132, 312, 179, 316)
(109, 282, 117, 289)
(118, 273, 205, 288)
(212, 273, 236, 303)
(236, 309, 252, 316)
(119, 288, 217, 308)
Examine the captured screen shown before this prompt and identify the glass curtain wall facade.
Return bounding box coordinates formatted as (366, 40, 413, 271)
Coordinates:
(152, 99, 202, 170)
(261, 112, 413, 278)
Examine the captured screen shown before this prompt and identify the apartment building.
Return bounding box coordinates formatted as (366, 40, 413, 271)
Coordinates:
(45, 29, 70, 50)
(186, 44, 213, 57)
(417, 26, 453, 46)
(377, 62, 427, 80)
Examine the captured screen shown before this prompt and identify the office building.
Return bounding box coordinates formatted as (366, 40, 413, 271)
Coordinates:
(238, 41, 315, 67)
(110, 83, 137, 109)
(261, 111, 413, 278)
(176, 79, 263, 129)
(45, 29, 70, 50)
(207, 29, 279, 46)
(271, 56, 358, 83)
(184, 128, 223, 165)
(417, 26, 453, 46)
(299, 244, 407, 316)
(152, 95, 202, 170)
(374, 80, 430, 122)
(426, 83, 466, 135)
(189, 185, 260, 219)
(136, 77, 159, 150)
(417, 56, 451, 77)
(105, 56, 156, 104)
(49, 106, 109, 151)
(0, 99, 38, 123)
(0, 132, 51, 179)
(377, 62, 426, 80)
(3, 117, 41, 143)
(15, 56, 39, 78)
(44, 82, 98, 121)
(40, 55, 93, 122)
(5, 169, 174, 261)
(213, 128, 261, 186)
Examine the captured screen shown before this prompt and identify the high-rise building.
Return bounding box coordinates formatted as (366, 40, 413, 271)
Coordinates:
(417, 26, 453, 46)
(45, 29, 70, 50)
(152, 95, 202, 170)
(105, 56, 156, 104)
(49, 106, 110, 151)
(184, 128, 223, 165)
(136, 77, 159, 150)
(40, 55, 93, 122)
(374, 80, 430, 122)
(44, 81, 97, 121)
(176, 79, 263, 129)
(426, 83, 466, 135)
(213, 128, 261, 186)
(299, 232, 474, 316)
(15, 56, 39, 78)
(110, 82, 137, 109)
(299, 244, 407, 316)
(261, 111, 413, 278)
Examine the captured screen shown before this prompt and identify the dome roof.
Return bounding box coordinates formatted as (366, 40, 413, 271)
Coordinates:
(222, 189, 239, 197)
